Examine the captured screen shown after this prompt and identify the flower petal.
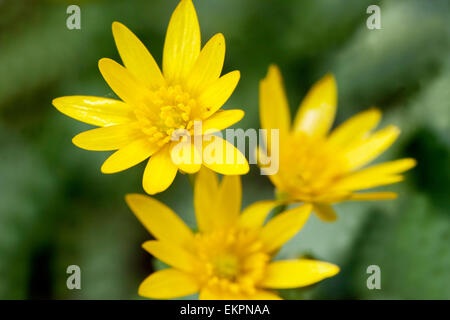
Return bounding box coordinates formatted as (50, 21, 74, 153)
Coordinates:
(201, 109, 244, 134)
(293, 73, 337, 137)
(199, 287, 281, 300)
(249, 291, 283, 300)
(194, 167, 219, 232)
(198, 288, 220, 300)
(139, 269, 199, 299)
(142, 241, 196, 273)
(350, 192, 398, 200)
(98, 58, 151, 108)
(290, 189, 350, 204)
(259, 65, 291, 150)
(171, 140, 202, 174)
(328, 108, 381, 147)
(112, 22, 165, 89)
(260, 204, 312, 252)
(143, 144, 178, 195)
(334, 175, 404, 191)
(202, 135, 249, 175)
(193, 173, 242, 231)
(349, 158, 415, 182)
(52, 96, 134, 127)
(361, 158, 416, 175)
(186, 33, 225, 94)
(332, 158, 415, 191)
(344, 125, 401, 170)
(256, 146, 284, 188)
(197, 71, 240, 119)
(198, 287, 240, 300)
(101, 138, 159, 173)
(125, 193, 194, 247)
(72, 124, 142, 151)
(312, 203, 337, 222)
(238, 200, 278, 229)
(260, 259, 339, 289)
(214, 175, 241, 228)
(163, 0, 200, 82)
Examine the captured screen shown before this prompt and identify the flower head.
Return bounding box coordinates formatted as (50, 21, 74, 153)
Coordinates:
(126, 168, 339, 300)
(259, 65, 416, 222)
(53, 0, 248, 194)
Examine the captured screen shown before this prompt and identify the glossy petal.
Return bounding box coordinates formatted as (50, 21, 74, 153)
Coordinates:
(256, 146, 283, 187)
(163, 0, 200, 82)
(201, 109, 244, 134)
(197, 71, 240, 119)
(261, 259, 339, 288)
(101, 138, 159, 173)
(52, 96, 134, 127)
(171, 140, 202, 174)
(72, 124, 142, 151)
(308, 191, 351, 203)
(259, 65, 291, 149)
(249, 291, 283, 300)
(350, 192, 398, 200)
(125, 193, 194, 247)
(293, 74, 337, 137)
(361, 158, 416, 175)
(202, 135, 249, 175)
(112, 22, 165, 89)
(238, 200, 278, 229)
(328, 108, 381, 147)
(198, 288, 240, 300)
(139, 269, 199, 299)
(344, 125, 401, 170)
(332, 158, 415, 191)
(339, 175, 404, 190)
(199, 287, 281, 300)
(214, 175, 241, 228)
(143, 144, 178, 195)
(260, 204, 312, 252)
(194, 167, 219, 232)
(142, 241, 196, 272)
(186, 33, 225, 94)
(98, 58, 151, 108)
(198, 288, 219, 300)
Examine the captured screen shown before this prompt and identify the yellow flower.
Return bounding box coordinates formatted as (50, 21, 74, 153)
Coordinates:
(52, 0, 248, 194)
(259, 65, 416, 222)
(125, 168, 339, 300)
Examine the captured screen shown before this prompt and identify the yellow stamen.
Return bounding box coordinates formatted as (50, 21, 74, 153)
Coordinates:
(193, 228, 270, 296)
(278, 132, 347, 196)
(134, 85, 197, 146)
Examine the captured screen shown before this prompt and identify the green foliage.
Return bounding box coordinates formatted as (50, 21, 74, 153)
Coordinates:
(349, 193, 450, 299)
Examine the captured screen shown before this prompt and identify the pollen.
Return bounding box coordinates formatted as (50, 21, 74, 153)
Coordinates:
(134, 85, 198, 146)
(194, 228, 270, 296)
(213, 254, 239, 279)
(278, 132, 347, 196)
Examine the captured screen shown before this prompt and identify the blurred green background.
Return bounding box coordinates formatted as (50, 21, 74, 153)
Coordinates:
(0, 0, 449, 299)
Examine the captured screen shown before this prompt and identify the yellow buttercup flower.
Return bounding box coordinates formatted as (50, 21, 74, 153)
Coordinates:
(259, 65, 416, 222)
(126, 168, 339, 300)
(53, 0, 248, 194)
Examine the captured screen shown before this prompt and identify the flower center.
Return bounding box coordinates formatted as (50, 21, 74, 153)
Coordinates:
(194, 228, 270, 295)
(134, 85, 198, 146)
(278, 132, 346, 196)
(213, 254, 239, 280)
